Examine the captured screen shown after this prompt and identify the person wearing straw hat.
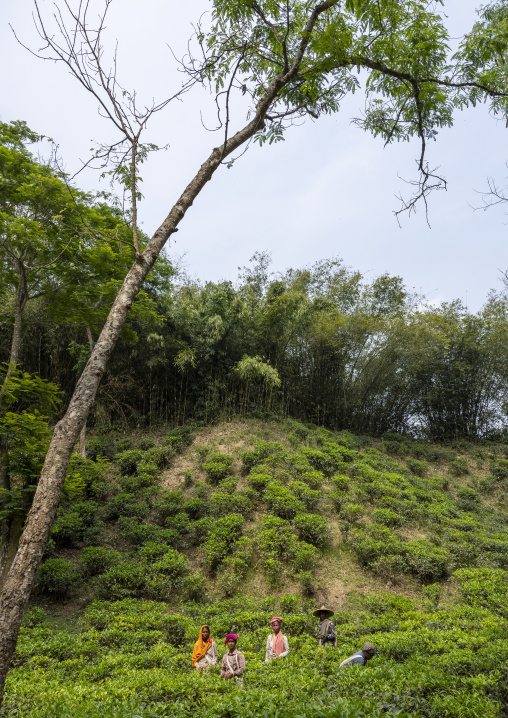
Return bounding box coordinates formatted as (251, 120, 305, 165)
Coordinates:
(339, 642, 377, 668)
(313, 605, 337, 647)
(265, 617, 290, 663)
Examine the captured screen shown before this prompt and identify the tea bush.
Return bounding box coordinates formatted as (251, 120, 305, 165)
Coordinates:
(204, 513, 245, 572)
(300, 470, 325, 490)
(370, 508, 403, 528)
(491, 458, 508, 483)
(288, 481, 320, 510)
(165, 425, 194, 452)
(104, 492, 151, 521)
(217, 556, 250, 596)
(115, 438, 133, 452)
(143, 549, 190, 601)
(183, 497, 208, 521)
(292, 513, 331, 548)
(209, 489, 255, 519)
(66, 455, 110, 500)
(456, 488, 480, 512)
(86, 435, 117, 460)
(37, 558, 79, 598)
(241, 441, 288, 472)
(5, 585, 508, 718)
(339, 503, 364, 524)
(258, 516, 298, 564)
(114, 449, 145, 475)
(455, 567, 508, 617)
(81, 546, 121, 577)
(247, 472, 271, 494)
(265, 483, 305, 520)
(301, 448, 340, 476)
(403, 541, 449, 582)
(331, 474, 350, 492)
(21, 607, 46, 628)
(203, 453, 234, 484)
(138, 437, 156, 450)
(94, 561, 146, 600)
(116, 517, 178, 547)
(144, 445, 175, 469)
(52, 502, 102, 548)
(292, 541, 319, 572)
(448, 458, 469, 476)
(405, 458, 428, 476)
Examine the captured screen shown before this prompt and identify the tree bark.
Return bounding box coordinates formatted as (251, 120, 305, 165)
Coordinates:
(78, 328, 95, 459)
(0, 122, 266, 705)
(0, 267, 29, 587)
(1, 265, 27, 393)
(0, 514, 25, 591)
(0, 3, 332, 698)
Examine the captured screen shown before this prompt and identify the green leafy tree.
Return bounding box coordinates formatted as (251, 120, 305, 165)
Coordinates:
(2, 0, 508, 704)
(402, 295, 508, 440)
(0, 367, 61, 587)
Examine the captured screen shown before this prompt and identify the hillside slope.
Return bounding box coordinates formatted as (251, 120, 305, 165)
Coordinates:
(3, 420, 508, 718)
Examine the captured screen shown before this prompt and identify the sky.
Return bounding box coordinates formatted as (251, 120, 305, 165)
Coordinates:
(1, 0, 507, 311)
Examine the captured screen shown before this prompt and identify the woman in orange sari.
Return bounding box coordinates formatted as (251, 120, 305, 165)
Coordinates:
(192, 625, 218, 672)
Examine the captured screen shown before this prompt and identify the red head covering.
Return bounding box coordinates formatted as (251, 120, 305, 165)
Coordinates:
(270, 616, 283, 625)
(224, 633, 238, 645)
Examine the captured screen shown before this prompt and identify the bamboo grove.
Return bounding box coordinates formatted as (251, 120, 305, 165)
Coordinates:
(2, 123, 508, 443)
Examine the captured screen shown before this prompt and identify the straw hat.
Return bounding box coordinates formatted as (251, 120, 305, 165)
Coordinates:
(312, 604, 334, 618)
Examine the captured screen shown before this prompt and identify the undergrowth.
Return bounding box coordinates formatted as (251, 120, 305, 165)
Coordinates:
(9, 420, 508, 717)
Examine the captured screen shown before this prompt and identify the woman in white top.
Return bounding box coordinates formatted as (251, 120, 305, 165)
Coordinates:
(192, 625, 218, 672)
(265, 616, 290, 663)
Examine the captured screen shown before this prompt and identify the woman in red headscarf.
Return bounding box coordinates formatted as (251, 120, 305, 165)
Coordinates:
(192, 625, 218, 672)
(265, 617, 290, 663)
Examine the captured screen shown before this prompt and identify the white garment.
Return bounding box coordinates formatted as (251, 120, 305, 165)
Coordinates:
(265, 633, 290, 663)
(194, 640, 218, 670)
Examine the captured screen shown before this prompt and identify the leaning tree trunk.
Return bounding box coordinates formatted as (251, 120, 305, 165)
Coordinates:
(0, 0, 332, 689)
(0, 73, 286, 703)
(0, 269, 29, 588)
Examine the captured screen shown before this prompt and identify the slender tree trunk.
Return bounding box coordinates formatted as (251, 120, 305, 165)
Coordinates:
(78, 328, 95, 459)
(0, 90, 278, 704)
(0, 269, 29, 588)
(0, 514, 25, 591)
(0, 2, 332, 692)
(2, 267, 27, 392)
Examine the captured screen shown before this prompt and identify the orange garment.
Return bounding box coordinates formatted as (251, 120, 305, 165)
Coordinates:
(192, 625, 213, 668)
(272, 631, 285, 657)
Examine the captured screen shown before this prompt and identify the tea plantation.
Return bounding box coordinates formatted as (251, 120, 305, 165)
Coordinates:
(3, 421, 508, 718)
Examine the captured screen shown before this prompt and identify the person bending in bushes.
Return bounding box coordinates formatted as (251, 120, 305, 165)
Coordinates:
(265, 617, 290, 663)
(339, 642, 377, 668)
(192, 625, 218, 672)
(221, 634, 246, 681)
(313, 605, 337, 647)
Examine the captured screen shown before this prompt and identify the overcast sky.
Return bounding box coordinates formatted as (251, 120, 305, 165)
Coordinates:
(1, 0, 507, 311)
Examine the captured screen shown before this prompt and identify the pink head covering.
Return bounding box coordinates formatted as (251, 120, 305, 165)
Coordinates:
(224, 633, 238, 645)
(270, 616, 283, 625)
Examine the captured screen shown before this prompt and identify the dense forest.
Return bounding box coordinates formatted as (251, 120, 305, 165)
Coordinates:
(2, 123, 508, 442)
